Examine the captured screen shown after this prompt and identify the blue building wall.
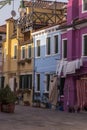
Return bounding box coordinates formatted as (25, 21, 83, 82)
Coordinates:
(33, 26, 61, 102)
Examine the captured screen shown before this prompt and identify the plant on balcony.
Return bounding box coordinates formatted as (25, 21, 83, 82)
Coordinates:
(17, 88, 31, 94)
(0, 84, 17, 113)
(25, 58, 31, 63)
(18, 59, 25, 66)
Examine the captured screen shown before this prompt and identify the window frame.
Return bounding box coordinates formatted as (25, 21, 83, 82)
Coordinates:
(46, 37, 51, 56)
(82, 0, 87, 13)
(82, 34, 87, 57)
(0, 35, 2, 41)
(36, 40, 40, 57)
(62, 38, 67, 60)
(36, 73, 40, 92)
(4, 48, 6, 62)
(19, 74, 32, 89)
(45, 74, 50, 92)
(14, 44, 17, 59)
(54, 35, 58, 54)
(21, 46, 26, 59)
(27, 45, 31, 58)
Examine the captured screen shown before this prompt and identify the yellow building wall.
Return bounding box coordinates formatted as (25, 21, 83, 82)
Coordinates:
(2, 18, 34, 106)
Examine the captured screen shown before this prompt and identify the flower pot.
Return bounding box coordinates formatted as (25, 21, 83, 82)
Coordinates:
(1, 103, 15, 113)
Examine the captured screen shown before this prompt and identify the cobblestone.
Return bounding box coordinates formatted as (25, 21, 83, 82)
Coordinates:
(0, 105, 87, 130)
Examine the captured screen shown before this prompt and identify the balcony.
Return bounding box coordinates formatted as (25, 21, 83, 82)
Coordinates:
(18, 58, 32, 66)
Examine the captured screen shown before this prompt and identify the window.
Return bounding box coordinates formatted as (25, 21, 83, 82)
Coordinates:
(19, 74, 32, 89)
(28, 45, 31, 58)
(0, 76, 4, 88)
(83, 0, 87, 11)
(14, 45, 17, 59)
(4, 48, 6, 62)
(54, 35, 58, 54)
(27, 75, 32, 89)
(37, 40, 40, 57)
(46, 37, 51, 55)
(62, 39, 67, 59)
(82, 34, 87, 56)
(36, 74, 40, 91)
(21, 46, 25, 59)
(0, 36, 2, 40)
(46, 74, 50, 92)
(59, 78, 65, 95)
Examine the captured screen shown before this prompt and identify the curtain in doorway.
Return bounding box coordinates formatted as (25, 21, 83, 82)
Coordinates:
(76, 79, 87, 109)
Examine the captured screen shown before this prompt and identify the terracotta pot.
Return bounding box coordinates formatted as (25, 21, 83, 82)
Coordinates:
(1, 103, 15, 113)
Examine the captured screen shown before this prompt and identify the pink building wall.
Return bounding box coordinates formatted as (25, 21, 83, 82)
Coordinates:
(61, 0, 87, 111)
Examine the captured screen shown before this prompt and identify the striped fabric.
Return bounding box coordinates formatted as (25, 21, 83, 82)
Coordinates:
(76, 79, 87, 109)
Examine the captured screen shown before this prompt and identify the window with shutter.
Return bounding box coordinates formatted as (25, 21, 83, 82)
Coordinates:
(46, 74, 50, 92)
(83, 35, 87, 56)
(14, 45, 17, 59)
(36, 74, 40, 91)
(54, 35, 58, 54)
(37, 40, 40, 57)
(21, 46, 25, 59)
(28, 46, 31, 58)
(62, 39, 67, 59)
(83, 0, 87, 11)
(46, 37, 51, 55)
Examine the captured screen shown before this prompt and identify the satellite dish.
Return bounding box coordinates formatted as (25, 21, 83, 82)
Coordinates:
(11, 10, 16, 17)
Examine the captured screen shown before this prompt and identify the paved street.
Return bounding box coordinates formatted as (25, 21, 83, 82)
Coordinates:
(0, 105, 87, 130)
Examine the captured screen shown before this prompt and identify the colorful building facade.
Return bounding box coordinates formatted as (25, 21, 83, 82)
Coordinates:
(32, 25, 61, 104)
(2, 17, 33, 105)
(57, 0, 87, 111)
(2, 0, 67, 106)
(0, 25, 6, 88)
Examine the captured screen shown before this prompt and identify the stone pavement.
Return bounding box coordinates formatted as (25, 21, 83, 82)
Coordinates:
(0, 105, 87, 130)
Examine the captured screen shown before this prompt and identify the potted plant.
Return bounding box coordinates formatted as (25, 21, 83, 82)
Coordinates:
(0, 84, 17, 113)
(25, 58, 31, 63)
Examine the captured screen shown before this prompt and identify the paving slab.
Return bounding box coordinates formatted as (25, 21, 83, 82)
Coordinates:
(0, 105, 87, 130)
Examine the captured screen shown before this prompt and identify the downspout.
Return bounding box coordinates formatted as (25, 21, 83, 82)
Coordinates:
(32, 34, 35, 103)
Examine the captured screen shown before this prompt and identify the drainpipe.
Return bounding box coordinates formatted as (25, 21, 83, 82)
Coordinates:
(32, 34, 35, 103)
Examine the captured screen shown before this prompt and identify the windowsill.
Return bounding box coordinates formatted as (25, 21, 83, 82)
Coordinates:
(35, 56, 41, 59)
(82, 10, 87, 13)
(62, 58, 67, 61)
(44, 91, 49, 94)
(35, 91, 40, 93)
(45, 54, 51, 57)
(81, 55, 87, 57)
(81, 56, 87, 61)
(52, 53, 60, 56)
